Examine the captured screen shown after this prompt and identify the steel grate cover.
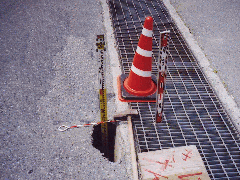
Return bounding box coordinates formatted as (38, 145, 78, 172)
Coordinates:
(108, 0, 240, 179)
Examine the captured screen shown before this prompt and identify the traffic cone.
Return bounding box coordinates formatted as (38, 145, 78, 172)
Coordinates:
(118, 16, 157, 102)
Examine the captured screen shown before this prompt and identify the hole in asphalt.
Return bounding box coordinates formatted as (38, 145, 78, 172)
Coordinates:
(92, 122, 117, 162)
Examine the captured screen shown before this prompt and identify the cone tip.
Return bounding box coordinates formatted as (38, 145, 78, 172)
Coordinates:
(144, 16, 153, 30)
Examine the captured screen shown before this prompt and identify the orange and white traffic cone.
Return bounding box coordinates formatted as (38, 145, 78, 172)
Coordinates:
(118, 16, 157, 102)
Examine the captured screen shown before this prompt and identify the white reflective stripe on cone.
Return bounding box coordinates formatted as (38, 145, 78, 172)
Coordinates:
(136, 46, 152, 57)
(131, 65, 151, 77)
(142, 27, 153, 37)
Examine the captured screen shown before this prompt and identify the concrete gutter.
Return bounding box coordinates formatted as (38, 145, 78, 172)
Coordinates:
(101, 0, 139, 179)
(163, 0, 240, 133)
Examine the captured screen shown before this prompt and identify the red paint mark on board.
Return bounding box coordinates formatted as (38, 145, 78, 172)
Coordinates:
(159, 159, 172, 171)
(143, 168, 168, 179)
(178, 172, 202, 179)
(182, 149, 192, 161)
(143, 155, 175, 171)
(172, 152, 176, 163)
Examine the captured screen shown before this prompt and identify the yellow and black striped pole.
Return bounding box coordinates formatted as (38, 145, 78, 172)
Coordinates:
(96, 35, 108, 155)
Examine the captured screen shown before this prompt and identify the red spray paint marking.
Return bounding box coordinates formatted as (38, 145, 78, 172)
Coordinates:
(182, 149, 192, 161)
(143, 157, 173, 171)
(143, 168, 168, 179)
(143, 155, 175, 171)
(172, 153, 176, 163)
(178, 172, 202, 179)
(160, 159, 172, 171)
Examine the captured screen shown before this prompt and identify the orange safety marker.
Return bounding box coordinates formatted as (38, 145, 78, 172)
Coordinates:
(156, 30, 170, 123)
(117, 16, 157, 102)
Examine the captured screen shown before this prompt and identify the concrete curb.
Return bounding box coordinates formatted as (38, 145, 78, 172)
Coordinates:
(163, 0, 240, 133)
(128, 116, 139, 180)
(101, 0, 139, 179)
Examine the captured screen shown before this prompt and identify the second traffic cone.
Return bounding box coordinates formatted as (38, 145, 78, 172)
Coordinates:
(118, 16, 157, 102)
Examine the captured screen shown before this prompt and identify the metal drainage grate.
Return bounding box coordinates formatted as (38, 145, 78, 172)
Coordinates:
(108, 0, 240, 179)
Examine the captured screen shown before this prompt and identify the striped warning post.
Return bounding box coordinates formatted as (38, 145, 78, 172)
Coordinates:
(156, 31, 170, 123)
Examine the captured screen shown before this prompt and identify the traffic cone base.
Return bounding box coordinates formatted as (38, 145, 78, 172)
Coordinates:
(124, 75, 156, 96)
(117, 74, 157, 102)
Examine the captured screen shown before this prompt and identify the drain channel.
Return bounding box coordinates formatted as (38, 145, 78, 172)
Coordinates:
(108, 0, 240, 179)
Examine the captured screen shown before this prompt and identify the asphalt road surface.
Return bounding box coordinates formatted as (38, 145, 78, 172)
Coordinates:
(0, 0, 129, 179)
(169, 0, 240, 107)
